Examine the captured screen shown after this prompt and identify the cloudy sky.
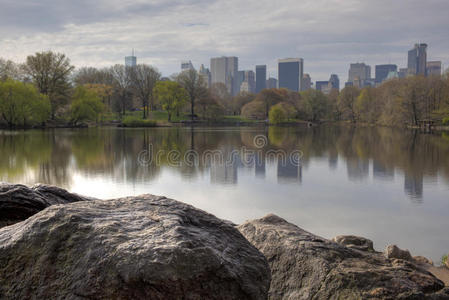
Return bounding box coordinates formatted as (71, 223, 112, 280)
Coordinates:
(0, 0, 448, 82)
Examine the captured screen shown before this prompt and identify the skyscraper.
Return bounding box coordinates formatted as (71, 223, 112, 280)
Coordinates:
(407, 43, 427, 76)
(255, 65, 267, 93)
(266, 77, 278, 89)
(239, 70, 255, 93)
(125, 50, 137, 67)
(278, 58, 304, 92)
(348, 63, 371, 86)
(375, 64, 397, 84)
(302, 74, 312, 91)
(181, 60, 195, 72)
(426, 61, 442, 76)
(199, 64, 211, 88)
(329, 74, 340, 91)
(210, 56, 239, 96)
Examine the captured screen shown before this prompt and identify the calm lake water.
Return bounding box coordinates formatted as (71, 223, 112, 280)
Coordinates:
(1, 126, 449, 263)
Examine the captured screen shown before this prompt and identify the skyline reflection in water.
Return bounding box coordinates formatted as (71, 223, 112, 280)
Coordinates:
(1, 126, 448, 263)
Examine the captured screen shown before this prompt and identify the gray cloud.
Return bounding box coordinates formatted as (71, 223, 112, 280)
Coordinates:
(0, 0, 448, 82)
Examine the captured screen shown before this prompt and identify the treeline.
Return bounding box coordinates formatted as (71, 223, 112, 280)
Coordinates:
(1, 51, 449, 128)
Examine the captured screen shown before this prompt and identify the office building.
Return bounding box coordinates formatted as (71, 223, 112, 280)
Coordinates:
(278, 58, 304, 92)
(329, 74, 340, 91)
(375, 64, 397, 84)
(315, 81, 329, 92)
(125, 50, 137, 67)
(266, 77, 278, 89)
(407, 43, 427, 76)
(255, 65, 267, 93)
(199, 64, 211, 88)
(239, 70, 255, 93)
(398, 68, 408, 78)
(427, 61, 442, 76)
(348, 63, 371, 86)
(210, 56, 239, 96)
(181, 60, 195, 72)
(302, 74, 312, 91)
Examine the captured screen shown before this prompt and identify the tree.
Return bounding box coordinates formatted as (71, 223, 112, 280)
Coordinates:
(338, 86, 360, 123)
(70, 86, 105, 125)
(176, 69, 207, 120)
(196, 91, 225, 120)
(0, 59, 23, 81)
(301, 89, 329, 122)
(74, 67, 113, 86)
(269, 104, 287, 124)
(24, 51, 74, 119)
(210, 82, 232, 113)
(0, 79, 50, 128)
(109, 64, 133, 118)
(231, 92, 255, 115)
(154, 81, 188, 121)
(130, 64, 161, 118)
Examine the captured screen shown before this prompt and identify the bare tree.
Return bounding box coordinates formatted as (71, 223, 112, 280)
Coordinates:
(176, 69, 206, 120)
(130, 64, 161, 118)
(109, 64, 133, 117)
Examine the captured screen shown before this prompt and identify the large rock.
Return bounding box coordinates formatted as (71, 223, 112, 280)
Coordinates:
(332, 235, 374, 252)
(0, 183, 90, 228)
(0, 194, 270, 300)
(384, 244, 413, 261)
(238, 214, 448, 300)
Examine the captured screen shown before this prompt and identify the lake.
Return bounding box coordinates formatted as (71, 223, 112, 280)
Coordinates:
(1, 125, 448, 263)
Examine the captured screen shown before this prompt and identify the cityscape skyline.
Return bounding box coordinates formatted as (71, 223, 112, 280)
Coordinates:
(1, 0, 448, 83)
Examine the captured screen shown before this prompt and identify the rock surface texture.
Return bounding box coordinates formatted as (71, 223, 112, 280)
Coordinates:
(238, 214, 449, 300)
(0, 183, 90, 228)
(0, 195, 270, 300)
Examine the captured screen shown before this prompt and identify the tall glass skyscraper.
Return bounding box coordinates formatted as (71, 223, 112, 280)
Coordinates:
(210, 56, 239, 96)
(125, 50, 137, 67)
(407, 43, 427, 76)
(278, 58, 303, 92)
(255, 65, 267, 93)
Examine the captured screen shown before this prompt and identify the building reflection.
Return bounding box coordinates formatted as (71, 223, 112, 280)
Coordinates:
(404, 173, 423, 202)
(373, 160, 395, 180)
(277, 159, 302, 184)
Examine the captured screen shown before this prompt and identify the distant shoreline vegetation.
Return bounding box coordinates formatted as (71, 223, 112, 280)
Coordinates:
(1, 51, 449, 130)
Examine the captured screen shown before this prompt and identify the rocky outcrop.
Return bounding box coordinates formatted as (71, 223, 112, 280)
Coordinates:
(238, 214, 449, 300)
(0, 183, 90, 228)
(0, 194, 270, 300)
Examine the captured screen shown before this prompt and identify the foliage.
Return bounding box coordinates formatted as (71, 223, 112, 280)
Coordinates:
(121, 115, 157, 127)
(231, 92, 255, 115)
(338, 86, 360, 123)
(443, 117, 449, 126)
(70, 86, 105, 125)
(154, 81, 188, 121)
(269, 104, 287, 124)
(196, 91, 225, 121)
(0, 79, 50, 127)
(442, 254, 448, 266)
(23, 51, 74, 119)
(241, 100, 266, 120)
(301, 89, 329, 122)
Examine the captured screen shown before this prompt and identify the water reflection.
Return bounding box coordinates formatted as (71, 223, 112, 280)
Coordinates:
(1, 126, 449, 202)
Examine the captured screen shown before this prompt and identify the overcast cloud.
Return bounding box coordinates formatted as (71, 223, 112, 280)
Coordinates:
(0, 0, 448, 82)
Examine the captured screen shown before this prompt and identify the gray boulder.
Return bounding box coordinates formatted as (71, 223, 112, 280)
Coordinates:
(238, 214, 448, 300)
(332, 235, 374, 252)
(0, 183, 90, 228)
(384, 244, 413, 261)
(0, 195, 270, 300)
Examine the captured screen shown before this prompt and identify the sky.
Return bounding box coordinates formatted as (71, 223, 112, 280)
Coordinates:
(0, 0, 448, 82)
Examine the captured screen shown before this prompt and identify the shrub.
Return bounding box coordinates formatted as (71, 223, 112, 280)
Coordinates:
(442, 254, 448, 267)
(122, 116, 157, 127)
(442, 117, 449, 126)
(269, 104, 287, 124)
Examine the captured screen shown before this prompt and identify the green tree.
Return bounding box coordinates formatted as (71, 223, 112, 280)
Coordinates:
(0, 79, 50, 128)
(269, 104, 287, 124)
(24, 51, 74, 119)
(70, 86, 105, 125)
(154, 81, 188, 121)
